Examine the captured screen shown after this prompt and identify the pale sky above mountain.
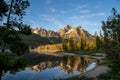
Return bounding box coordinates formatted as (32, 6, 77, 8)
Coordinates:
(23, 0, 120, 35)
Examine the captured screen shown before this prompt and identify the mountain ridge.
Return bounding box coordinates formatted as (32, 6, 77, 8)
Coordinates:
(32, 27, 60, 38)
(23, 25, 95, 49)
(32, 25, 93, 39)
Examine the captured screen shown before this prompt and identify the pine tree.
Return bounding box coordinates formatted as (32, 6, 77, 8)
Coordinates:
(68, 37, 74, 52)
(0, 0, 30, 78)
(102, 8, 120, 74)
(99, 31, 104, 48)
(0, 0, 31, 55)
(80, 34, 84, 50)
(0, 0, 8, 21)
(62, 36, 68, 51)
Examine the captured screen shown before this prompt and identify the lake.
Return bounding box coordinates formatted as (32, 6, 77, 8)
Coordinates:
(1, 52, 97, 80)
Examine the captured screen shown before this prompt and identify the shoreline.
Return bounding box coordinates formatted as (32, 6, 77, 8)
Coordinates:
(29, 50, 109, 79)
(78, 65, 109, 79)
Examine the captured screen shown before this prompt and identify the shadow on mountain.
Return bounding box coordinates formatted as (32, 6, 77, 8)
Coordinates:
(20, 33, 62, 49)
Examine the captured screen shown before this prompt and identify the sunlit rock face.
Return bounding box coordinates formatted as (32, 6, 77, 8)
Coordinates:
(32, 25, 94, 41)
(57, 25, 72, 36)
(58, 25, 94, 40)
(32, 27, 60, 38)
(30, 55, 96, 74)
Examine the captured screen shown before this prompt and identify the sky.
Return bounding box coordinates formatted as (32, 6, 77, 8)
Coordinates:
(23, 0, 120, 35)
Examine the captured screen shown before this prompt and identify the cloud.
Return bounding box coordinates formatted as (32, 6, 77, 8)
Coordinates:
(46, 0, 52, 5)
(47, 17, 63, 27)
(45, 0, 56, 13)
(68, 12, 105, 35)
(29, 20, 41, 27)
(70, 12, 105, 20)
(72, 13, 105, 23)
(79, 10, 90, 14)
(79, 12, 105, 19)
(40, 14, 64, 29)
(76, 4, 88, 10)
(49, 7, 56, 13)
(90, 13, 105, 17)
(60, 10, 66, 14)
(57, 4, 88, 14)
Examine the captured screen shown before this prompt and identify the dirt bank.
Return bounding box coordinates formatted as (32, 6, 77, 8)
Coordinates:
(78, 65, 110, 79)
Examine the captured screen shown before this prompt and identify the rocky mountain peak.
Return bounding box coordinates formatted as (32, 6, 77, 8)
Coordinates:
(32, 25, 93, 40)
(32, 27, 46, 34)
(57, 25, 72, 36)
(64, 25, 72, 30)
(32, 27, 60, 38)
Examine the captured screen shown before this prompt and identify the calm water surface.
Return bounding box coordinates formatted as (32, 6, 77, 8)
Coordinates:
(2, 54, 97, 80)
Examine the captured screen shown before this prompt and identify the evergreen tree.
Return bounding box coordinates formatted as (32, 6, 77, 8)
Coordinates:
(0, 0, 8, 21)
(95, 33, 100, 50)
(62, 36, 68, 51)
(68, 37, 74, 52)
(102, 8, 120, 74)
(99, 31, 104, 48)
(76, 38, 81, 51)
(0, 0, 30, 79)
(0, 0, 31, 55)
(96, 35, 100, 50)
(80, 34, 85, 50)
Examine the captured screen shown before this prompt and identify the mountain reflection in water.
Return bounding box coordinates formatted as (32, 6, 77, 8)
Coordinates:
(30, 56, 96, 74)
(2, 55, 97, 80)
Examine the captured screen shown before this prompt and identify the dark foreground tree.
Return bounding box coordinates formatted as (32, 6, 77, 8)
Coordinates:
(101, 8, 120, 79)
(0, 0, 31, 80)
(0, 0, 8, 21)
(0, 0, 31, 55)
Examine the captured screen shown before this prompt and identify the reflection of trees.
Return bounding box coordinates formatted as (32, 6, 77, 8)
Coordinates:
(0, 54, 26, 80)
(59, 56, 96, 74)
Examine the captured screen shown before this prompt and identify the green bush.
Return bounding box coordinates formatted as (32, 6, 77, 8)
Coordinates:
(20, 25, 31, 35)
(10, 41, 29, 55)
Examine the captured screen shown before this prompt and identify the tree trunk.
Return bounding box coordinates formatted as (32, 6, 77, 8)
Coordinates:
(0, 70, 2, 80)
(6, 0, 13, 29)
(1, 43, 6, 53)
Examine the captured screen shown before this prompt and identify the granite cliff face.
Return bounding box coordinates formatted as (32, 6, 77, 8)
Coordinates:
(57, 25, 93, 39)
(32, 25, 93, 40)
(32, 27, 60, 38)
(57, 25, 72, 36)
